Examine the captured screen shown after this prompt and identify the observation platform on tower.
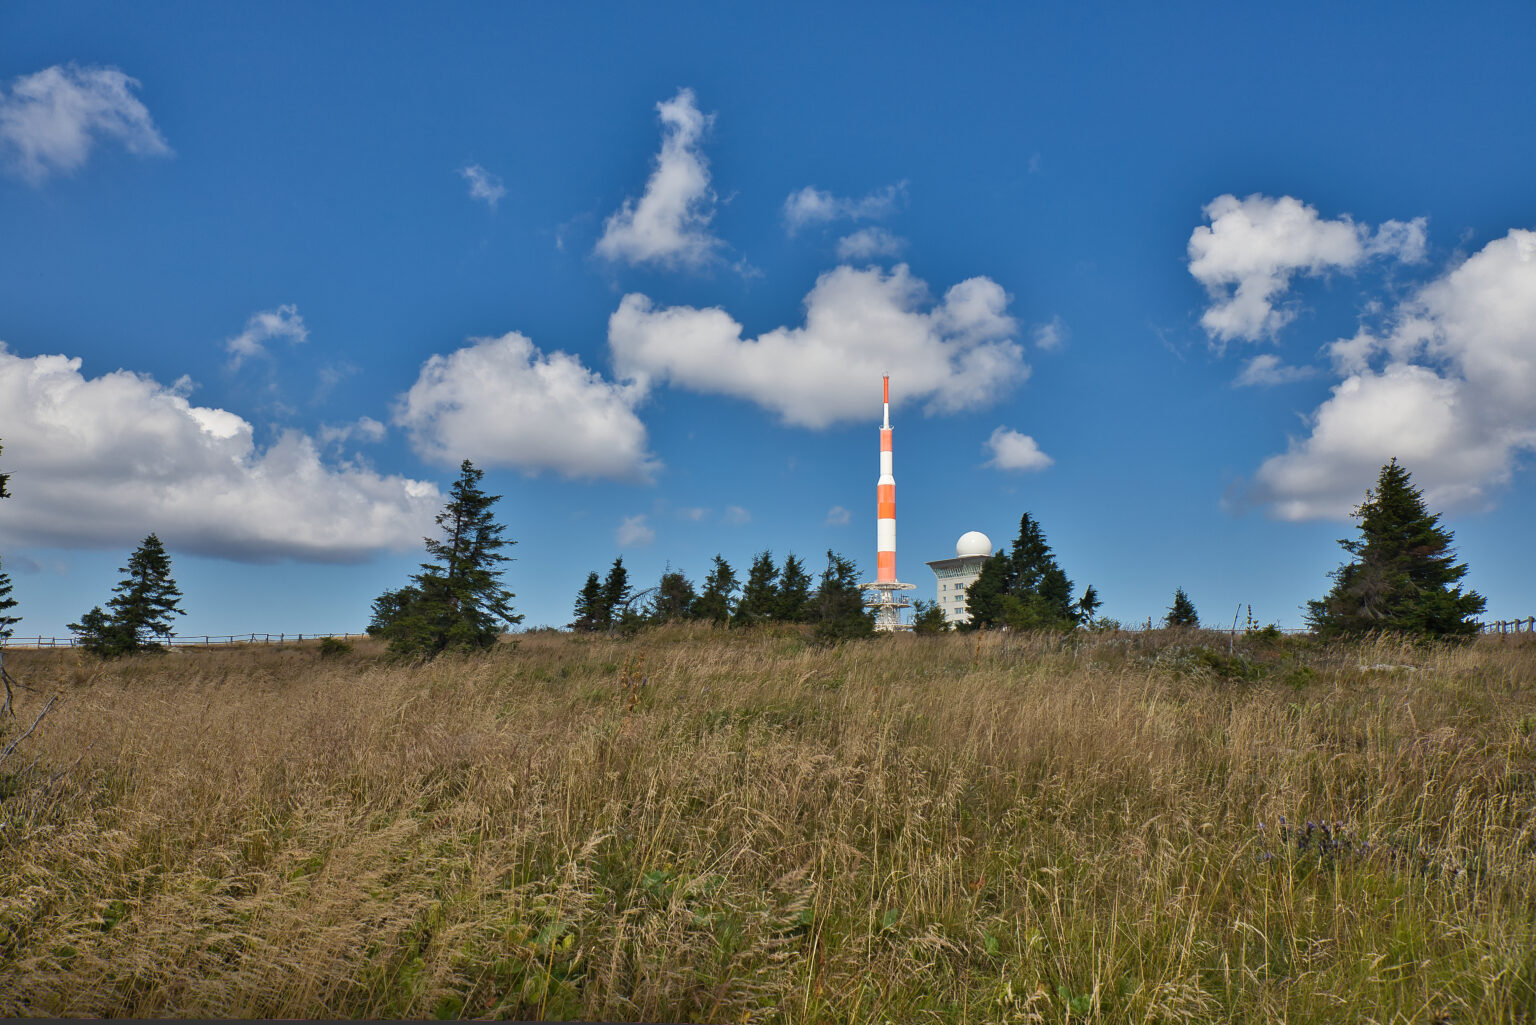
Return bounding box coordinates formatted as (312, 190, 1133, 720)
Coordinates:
(860, 579, 916, 632)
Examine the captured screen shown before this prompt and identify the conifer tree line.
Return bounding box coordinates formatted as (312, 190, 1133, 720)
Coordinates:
(0, 437, 1499, 652)
(571, 549, 872, 640)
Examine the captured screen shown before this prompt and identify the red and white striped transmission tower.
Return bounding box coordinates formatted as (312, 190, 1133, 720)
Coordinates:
(860, 374, 915, 630)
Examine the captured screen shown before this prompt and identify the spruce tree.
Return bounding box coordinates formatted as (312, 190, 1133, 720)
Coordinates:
(774, 553, 812, 623)
(369, 585, 422, 636)
(737, 551, 780, 625)
(962, 548, 1011, 628)
(910, 599, 948, 634)
(113, 533, 185, 649)
(570, 572, 606, 631)
(651, 569, 696, 622)
(70, 606, 128, 656)
(1078, 585, 1102, 624)
(812, 550, 874, 642)
(1008, 514, 1078, 626)
(964, 513, 1095, 631)
(1307, 458, 1485, 640)
(0, 441, 15, 641)
(1165, 587, 1199, 628)
(595, 556, 626, 620)
(693, 556, 738, 625)
(0, 561, 17, 642)
(371, 460, 521, 656)
(69, 533, 185, 655)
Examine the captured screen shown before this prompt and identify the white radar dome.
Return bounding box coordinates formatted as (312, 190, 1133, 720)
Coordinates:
(956, 531, 992, 558)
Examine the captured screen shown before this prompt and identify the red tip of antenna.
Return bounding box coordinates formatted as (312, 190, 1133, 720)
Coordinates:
(882, 375, 889, 404)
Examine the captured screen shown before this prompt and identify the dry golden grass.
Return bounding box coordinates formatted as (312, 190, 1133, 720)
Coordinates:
(1, 626, 1534, 1022)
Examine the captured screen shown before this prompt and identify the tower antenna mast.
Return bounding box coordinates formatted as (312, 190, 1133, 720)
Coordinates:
(861, 374, 915, 630)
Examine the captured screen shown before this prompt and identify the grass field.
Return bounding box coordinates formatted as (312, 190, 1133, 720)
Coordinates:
(1, 627, 1534, 1022)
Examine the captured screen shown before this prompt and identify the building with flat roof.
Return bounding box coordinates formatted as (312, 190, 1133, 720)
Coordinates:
(926, 531, 993, 626)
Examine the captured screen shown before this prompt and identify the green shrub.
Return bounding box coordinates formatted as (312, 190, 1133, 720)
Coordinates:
(319, 637, 353, 659)
(1191, 645, 1265, 682)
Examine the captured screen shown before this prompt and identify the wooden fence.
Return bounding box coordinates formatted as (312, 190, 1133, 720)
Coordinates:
(0, 632, 367, 650)
(1481, 618, 1536, 637)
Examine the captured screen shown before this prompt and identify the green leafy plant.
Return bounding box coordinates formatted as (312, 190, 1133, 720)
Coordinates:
(1057, 982, 1093, 1018)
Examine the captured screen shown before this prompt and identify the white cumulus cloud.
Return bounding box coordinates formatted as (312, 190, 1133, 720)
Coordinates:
(594, 88, 722, 269)
(1188, 193, 1426, 344)
(825, 505, 851, 526)
(984, 427, 1053, 472)
(608, 263, 1025, 429)
(835, 227, 906, 262)
(0, 345, 439, 561)
(394, 330, 660, 483)
(1251, 228, 1536, 519)
(783, 181, 906, 234)
(616, 515, 655, 546)
(226, 304, 308, 370)
(459, 163, 506, 208)
(724, 505, 751, 525)
(0, 63, 170, 183)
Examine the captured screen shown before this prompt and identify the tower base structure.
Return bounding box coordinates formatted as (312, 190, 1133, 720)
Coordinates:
(860, 580, 917, 632)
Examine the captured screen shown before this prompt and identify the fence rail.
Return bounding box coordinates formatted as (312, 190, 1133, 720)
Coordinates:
(0, 632, 367, 650)
(1481, 618, 1536, 637)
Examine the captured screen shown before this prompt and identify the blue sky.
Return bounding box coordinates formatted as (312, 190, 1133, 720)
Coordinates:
(3, 0, 1535, 636)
